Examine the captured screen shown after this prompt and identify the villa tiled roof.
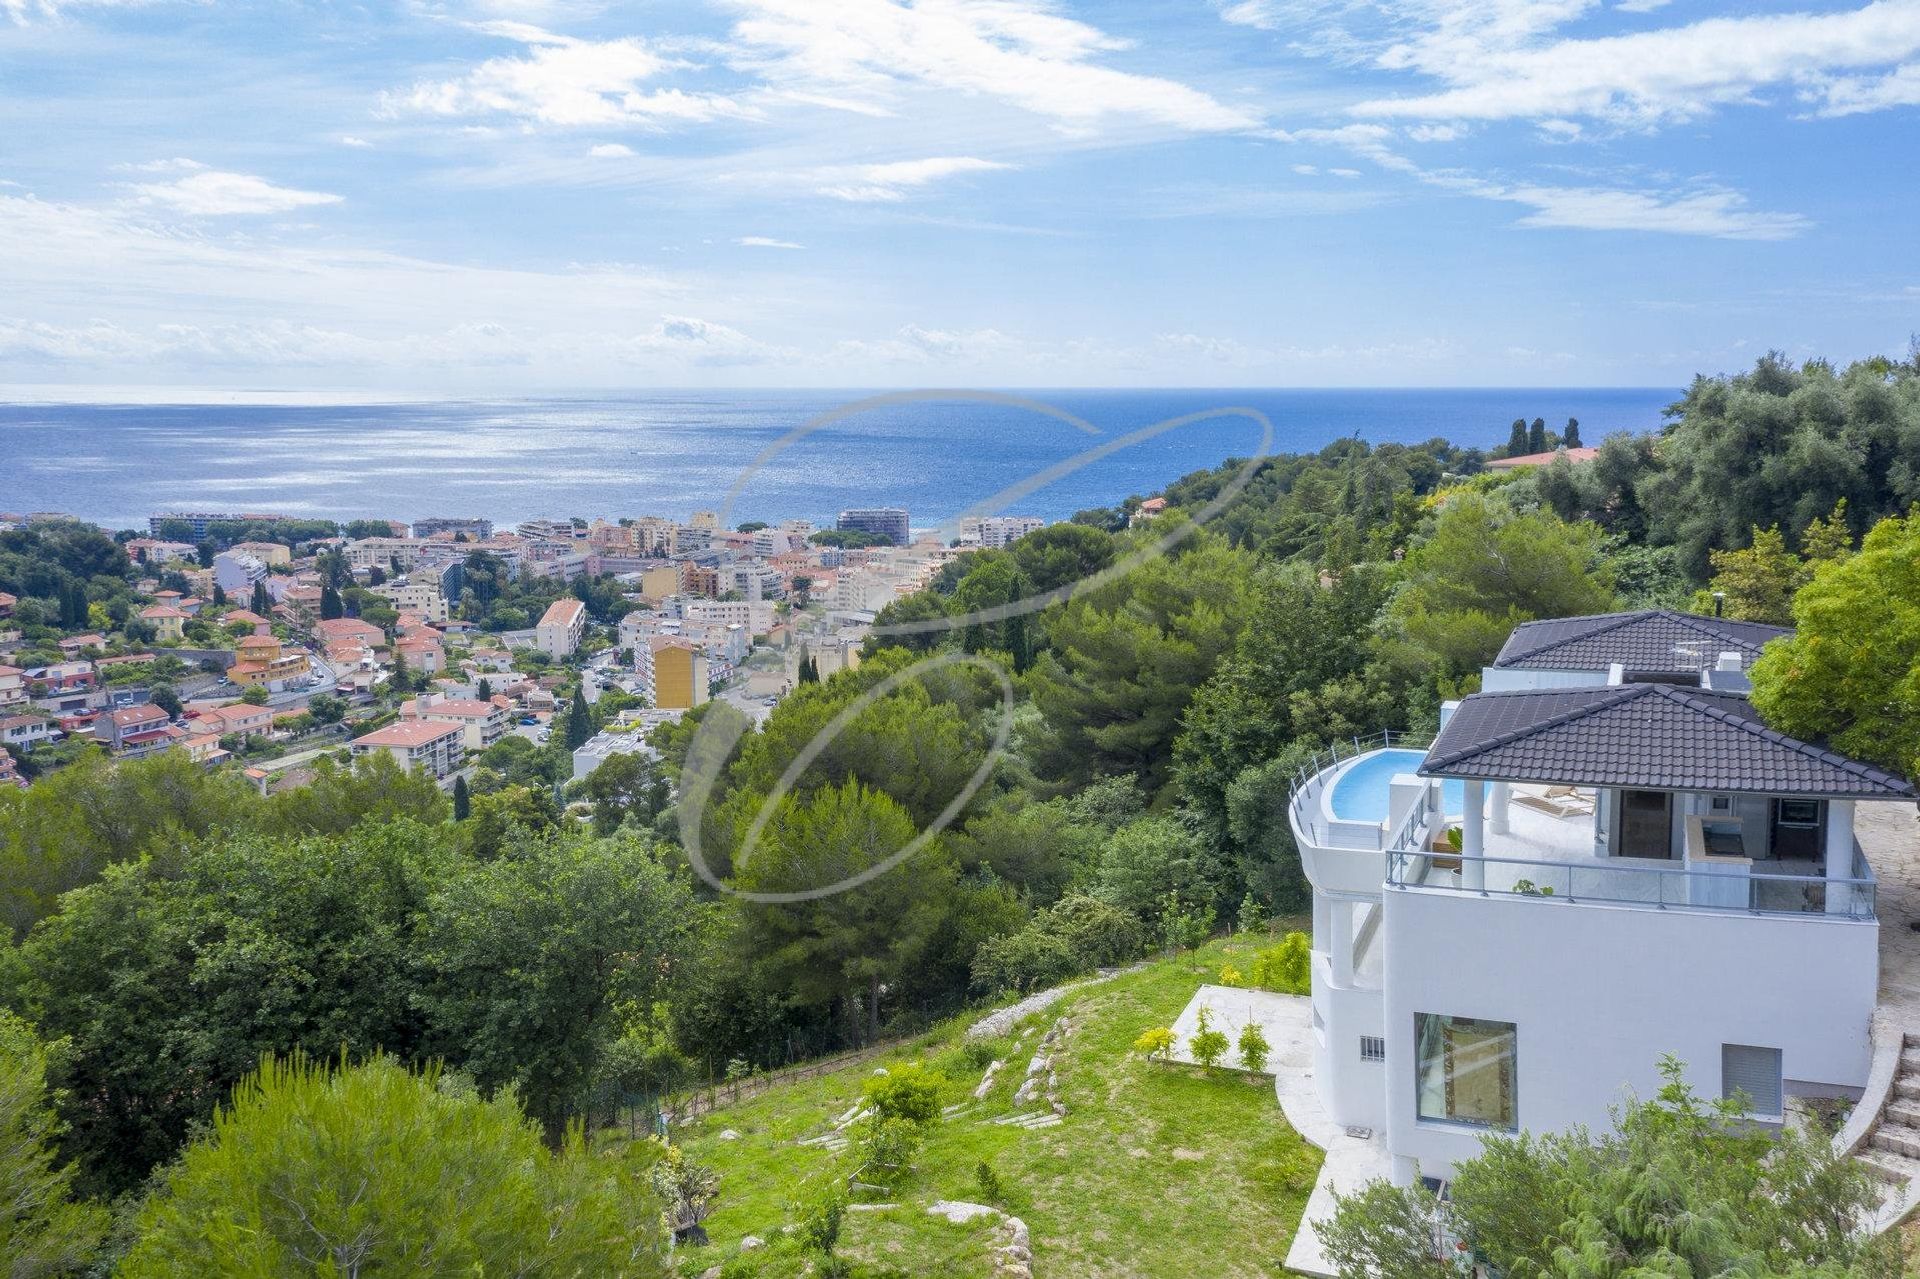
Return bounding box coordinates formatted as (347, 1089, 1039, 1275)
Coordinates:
(1492, 609, 1790, 673)
(1423, 683, 1915, 798)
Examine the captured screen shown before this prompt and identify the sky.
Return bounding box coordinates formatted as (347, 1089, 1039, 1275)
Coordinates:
(1, 0, 1917, 394)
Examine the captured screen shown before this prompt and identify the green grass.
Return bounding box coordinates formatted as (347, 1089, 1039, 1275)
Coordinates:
(640, 933, 1321, 1279)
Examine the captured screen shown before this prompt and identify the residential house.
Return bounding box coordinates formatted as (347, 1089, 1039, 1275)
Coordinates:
(313, 617, 386, 651)
(195, 702, 275, 740)
(227, 634, 311, 690)
(350, 720, 462, 780)
(1285, 609, 1915, 1263)
(0, 714, 56, 751)
(138, 603, 187, 641)
(0, 746, 24, 789)
(0, 663, 23, 709)
(1485, 445, 1601, 471)
(536, 597, 586, 659)
(101, 703, 180, 757)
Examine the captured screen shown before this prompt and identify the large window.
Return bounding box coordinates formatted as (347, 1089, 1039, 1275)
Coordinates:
(1415, 1014, 1517, 1129)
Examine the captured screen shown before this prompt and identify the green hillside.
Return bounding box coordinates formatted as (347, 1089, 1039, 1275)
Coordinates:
(641, 934, 1320, 1279)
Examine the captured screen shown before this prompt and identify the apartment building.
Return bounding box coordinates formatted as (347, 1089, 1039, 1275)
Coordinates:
(836, 507, 910, 546)
(642, 636, 708, 711)
(536, 597, 586, 659)
(412, 517, 493, 540)
(400, 694, 506, 751)
(958, 515, 1047, 549)
(350, 720, 462, 780)
(212, 550, 268, 597)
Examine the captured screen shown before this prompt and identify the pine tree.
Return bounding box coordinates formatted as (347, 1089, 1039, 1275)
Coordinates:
(452, 775, 471, 821)
(1527, 417, 1548, 454)
(565, 691, 593, 749)
(1564, 417, 1582, 448)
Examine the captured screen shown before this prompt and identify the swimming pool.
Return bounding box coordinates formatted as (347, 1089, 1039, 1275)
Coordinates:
(1327, 748, 1464, 822)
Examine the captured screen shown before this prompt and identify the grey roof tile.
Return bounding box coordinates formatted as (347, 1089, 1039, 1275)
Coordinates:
(1492, 609, 1791, 672)
(1423, 683, 1915, 797)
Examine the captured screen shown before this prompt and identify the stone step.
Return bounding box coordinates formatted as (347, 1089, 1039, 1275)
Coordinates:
(1885, 1100, 1920, 1129)
(1857, 1147, 1920, 1185)
(1894, 1077, 1920, 1102)
(1897, 1050, 1920, 1075)
(1015, 1114, 1063, 1129)
(991, 1111, 1050, 1127)
(1871, 1123, 1920, 1161)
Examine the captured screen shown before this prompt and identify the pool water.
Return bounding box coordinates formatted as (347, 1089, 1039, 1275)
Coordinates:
(1328, 748, 1464, 822)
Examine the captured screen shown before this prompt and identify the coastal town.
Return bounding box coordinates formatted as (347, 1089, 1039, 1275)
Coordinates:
(0, 503, 1074, 796)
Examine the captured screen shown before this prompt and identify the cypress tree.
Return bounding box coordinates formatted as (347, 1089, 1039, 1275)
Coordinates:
(250, 580, 271, 616)
(1527, 417, 1548, 454)
(1505, 418, 1528, 456)
(452, 774, 470, 821)
(1564, 417, 1582, 448)
(320, 585, 344, 621)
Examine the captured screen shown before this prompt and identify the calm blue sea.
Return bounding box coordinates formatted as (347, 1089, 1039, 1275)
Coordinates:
(0, 388, 1676, 532)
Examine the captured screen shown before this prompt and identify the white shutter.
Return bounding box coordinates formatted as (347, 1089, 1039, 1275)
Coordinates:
(1721, 1044, 1782, 1117)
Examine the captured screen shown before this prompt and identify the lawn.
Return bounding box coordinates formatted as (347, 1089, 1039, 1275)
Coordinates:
(642, 932, 1321, 1279)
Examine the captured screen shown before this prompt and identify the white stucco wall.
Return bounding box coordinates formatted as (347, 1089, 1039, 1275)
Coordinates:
(1379, 887, 1878, 1180)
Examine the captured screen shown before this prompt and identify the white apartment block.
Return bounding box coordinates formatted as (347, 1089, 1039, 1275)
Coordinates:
(1285, 609, 1914, 1263)
(374, 579, 450, 622)
(959, 515, 1047, 549)
(351, 720, 463, 780)
(536, 597, 586, 659)
(399, 694, 506, 751)
(346, 537, 428, 573)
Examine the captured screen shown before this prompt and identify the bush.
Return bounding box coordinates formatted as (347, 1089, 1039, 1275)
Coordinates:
(1237, 892, 1268, 935)
(968, 894, 1146, 996)
(860, 1062, 944, 1127)
(970, 927, 1077, 996)
(1044, 893, 1146, 968)
(974, 1160, 1006, 1205)
(1158, 893, 1215, 952)
(1188, 1007, 1229, 1070)
(1238, 1022, 1271, 1073)
(1249, 932, 1311, 994)
(1219, 964, 1244, 987)
(1133, 1027, 1175, 1061)
(851, 1116, 923, 1189)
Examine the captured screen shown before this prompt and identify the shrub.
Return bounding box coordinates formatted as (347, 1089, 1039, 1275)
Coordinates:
(970, 927, 1078, 995)
(861, 1062, 943, 1127)
(1249, 932, 1311, 994)
(1238, 1022, 1271, 1074)
(1188, 1007, 1230, 1070)
(1237, 892, 1268, 935)
(1133, 1027, 1176, 1061)
(973, 1161, 1006, 1206)
(1219, 964, 1245, 987)
(1158, 893, 1215, 952)
(851, 1116, 923, 1188)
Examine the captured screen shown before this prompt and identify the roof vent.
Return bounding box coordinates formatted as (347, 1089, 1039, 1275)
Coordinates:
(1716, 651, 1743, 672)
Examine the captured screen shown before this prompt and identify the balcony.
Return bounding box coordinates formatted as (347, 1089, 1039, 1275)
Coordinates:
(1385, 793, 1878, 921)
(1287, 732, 1439, 898)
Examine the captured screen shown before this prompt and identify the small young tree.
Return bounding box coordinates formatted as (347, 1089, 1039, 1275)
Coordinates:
(1188, 1007, 1229, 1070)
(1237, 1021, 1270, 1074)
(1236, 891, 1267, 936)
(1133, 1027, 1176, 1061)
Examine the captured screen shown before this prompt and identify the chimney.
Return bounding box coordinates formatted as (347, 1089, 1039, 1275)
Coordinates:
(1711, 591, 1725, 618)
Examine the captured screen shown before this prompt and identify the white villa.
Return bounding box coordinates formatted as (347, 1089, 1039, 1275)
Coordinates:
(1286, 609, 1917, 1208)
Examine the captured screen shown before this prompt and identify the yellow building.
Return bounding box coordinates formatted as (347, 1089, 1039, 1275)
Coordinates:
(638, 566, 680, 600)
(227, 633, 311, 690)
(647, 636, 709, 711)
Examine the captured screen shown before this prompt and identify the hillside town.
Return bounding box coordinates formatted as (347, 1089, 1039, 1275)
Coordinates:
(0, 505, 1060, 797)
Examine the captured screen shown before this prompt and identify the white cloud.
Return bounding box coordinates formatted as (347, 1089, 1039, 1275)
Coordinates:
(1329, 167, 1361, 177)
(736, 234, 802, 248)
(1406, 123, 1463, 142)
(1614, 0, 1671, 12)
(1291, 163, 1319, 174)
(588, 142, 636, 157)
(1480, 182, 1810, 240)
(1536, 118, 1583, 141)
(130, 167, 344, 216)
(724, 0, 1262, 134)
(339, 135, 373, 148)
(1816, 61, 1920, 116)
(387, 22, 758, 127)
(815, 155, 1012, 202)
(1350, 0, 1920, 126)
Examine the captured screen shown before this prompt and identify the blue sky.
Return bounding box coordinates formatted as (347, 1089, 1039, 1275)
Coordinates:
(1, 0, 1917, 393)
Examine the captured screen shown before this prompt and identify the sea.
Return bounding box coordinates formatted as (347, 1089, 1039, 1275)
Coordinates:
(0, 388, 1676, 534)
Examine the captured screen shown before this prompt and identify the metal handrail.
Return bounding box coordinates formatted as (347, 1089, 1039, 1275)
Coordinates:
(1385, 848, 1877, 920)
(1286, 729, 1437, 847)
